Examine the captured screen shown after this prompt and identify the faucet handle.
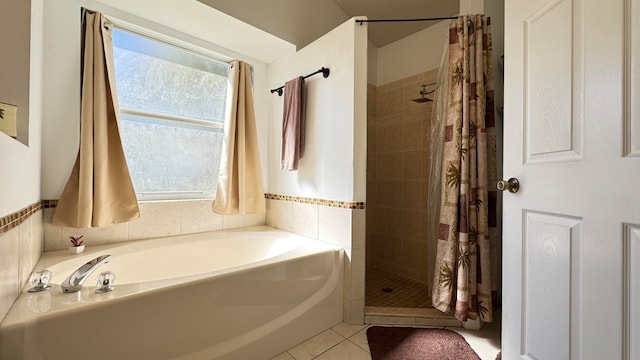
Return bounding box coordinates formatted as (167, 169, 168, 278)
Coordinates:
(28, 269, 52, 292)
(95, 271, 116, 294)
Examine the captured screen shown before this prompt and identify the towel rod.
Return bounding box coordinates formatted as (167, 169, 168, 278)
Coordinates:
(270, 67, 330, 96)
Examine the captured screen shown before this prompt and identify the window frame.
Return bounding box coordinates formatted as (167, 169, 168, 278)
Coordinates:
(109, 20, 231, 202)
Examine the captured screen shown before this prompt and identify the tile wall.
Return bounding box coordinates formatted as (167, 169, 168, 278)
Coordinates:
(0, 199, 262, 322)
(43, 200, 265, 250)
(0, 204, 44, 322)
(366, 69, 439, 286)
(266, 196, 366, 325)
(3, 196, 360, 325)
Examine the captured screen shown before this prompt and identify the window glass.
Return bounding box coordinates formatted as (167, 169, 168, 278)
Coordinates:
(112, 28, 229, 199)
(119, 114, 224, 194)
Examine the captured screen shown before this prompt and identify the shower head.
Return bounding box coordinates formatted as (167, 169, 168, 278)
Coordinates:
(411, 83, 437, 103)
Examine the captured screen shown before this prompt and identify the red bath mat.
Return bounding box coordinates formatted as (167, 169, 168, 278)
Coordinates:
(366, 326, 481, 360)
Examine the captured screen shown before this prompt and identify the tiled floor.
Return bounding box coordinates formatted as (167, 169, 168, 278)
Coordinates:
(270, 312, 502, 360)
(365, 267, 431, 308)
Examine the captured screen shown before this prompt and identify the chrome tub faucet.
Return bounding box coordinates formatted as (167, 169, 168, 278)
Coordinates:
(61, 254, 112, 293)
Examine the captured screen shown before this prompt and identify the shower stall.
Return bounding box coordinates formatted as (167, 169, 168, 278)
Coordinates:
(364, 13, 503, 326)
(365, 67, 449, 319)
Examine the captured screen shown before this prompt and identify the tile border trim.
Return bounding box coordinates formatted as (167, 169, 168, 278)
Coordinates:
(40, 197, 365, 210)
(0, 201, 44, 236)
(0, 194, 364, 236)
(265, 193, 365, 209)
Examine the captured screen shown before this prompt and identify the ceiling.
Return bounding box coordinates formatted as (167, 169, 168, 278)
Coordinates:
(197, 0, 459, 49)
(335, 0, 459, 47)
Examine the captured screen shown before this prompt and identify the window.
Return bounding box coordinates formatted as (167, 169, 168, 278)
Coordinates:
(112, 28, 229, 200)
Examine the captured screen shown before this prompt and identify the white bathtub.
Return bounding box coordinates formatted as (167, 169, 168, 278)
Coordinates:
(0, 226, 344, 360)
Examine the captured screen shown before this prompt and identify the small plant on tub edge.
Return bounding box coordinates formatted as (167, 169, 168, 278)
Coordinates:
(69, 235, 84, 247)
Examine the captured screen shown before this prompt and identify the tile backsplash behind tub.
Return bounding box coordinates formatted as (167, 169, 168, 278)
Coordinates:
(43, 199, 265, 250)
(0, 203, 44, 322)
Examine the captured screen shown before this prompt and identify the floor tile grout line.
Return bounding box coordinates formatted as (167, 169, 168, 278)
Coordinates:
(309, 337, 371, 359)
(347, 333, 371, 354)
(276, 320, 499, 360)
(309, 332, 349, 360)
(365, 267, 432, 308)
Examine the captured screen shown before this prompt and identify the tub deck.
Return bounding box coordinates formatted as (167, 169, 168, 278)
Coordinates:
(0, 226, 344, 360)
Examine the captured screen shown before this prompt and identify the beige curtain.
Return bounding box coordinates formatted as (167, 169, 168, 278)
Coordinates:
(52, 9, 139, 228)
(432, 15, 498, 322)
(213, 60, 265, 215)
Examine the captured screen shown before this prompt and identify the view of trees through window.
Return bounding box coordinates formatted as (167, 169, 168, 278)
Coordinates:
(112, 28, 229, 198)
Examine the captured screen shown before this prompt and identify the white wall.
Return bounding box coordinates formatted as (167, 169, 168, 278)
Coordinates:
(40, 0, 295, 200)
(375, 20, 450, 86)
(367, 40, 378, 88)
(266, 17, 367, 202)
(265, 17, 368, 323)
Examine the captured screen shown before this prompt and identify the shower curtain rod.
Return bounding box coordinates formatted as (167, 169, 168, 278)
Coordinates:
(355, 16, 457, 25)
(270, 67, 331, 96)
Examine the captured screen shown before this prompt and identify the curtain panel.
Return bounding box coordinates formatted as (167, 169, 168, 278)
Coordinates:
(432, 15, 498, 322)
(52, 9, 139, 228)
(213, 60, 265, 215)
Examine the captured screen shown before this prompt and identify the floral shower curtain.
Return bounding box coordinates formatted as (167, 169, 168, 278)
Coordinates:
(431, 15, 498, 322)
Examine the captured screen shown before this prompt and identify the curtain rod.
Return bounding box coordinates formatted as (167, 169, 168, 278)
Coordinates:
(355, 16, 457, 25)
(270, 67, 330, 96)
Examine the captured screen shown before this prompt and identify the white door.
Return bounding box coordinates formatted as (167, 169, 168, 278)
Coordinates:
(503, 0, 640, 359)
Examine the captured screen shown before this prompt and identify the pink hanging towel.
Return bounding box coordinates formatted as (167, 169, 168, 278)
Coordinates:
(280, 76, 306, 170)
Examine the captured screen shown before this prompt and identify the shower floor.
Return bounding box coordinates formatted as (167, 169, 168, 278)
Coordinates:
(365, 267, 432, 308)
